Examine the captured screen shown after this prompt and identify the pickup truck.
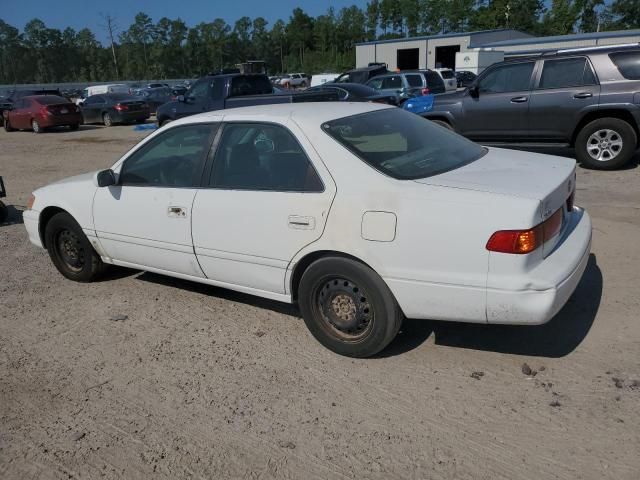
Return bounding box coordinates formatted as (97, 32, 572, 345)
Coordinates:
(156, 73, 336, 126)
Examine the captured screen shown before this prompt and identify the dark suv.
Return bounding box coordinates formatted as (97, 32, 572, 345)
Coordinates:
(424, 45, 640, 169)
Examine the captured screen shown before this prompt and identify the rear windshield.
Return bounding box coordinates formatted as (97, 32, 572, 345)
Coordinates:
(609, 51, 640, 80)
(425, 71, 445, 87)
(230, 75, 273, 96)
(34, 95, 69, 105)
(323, 108, 485, 180)
(439, 70, 454, 79)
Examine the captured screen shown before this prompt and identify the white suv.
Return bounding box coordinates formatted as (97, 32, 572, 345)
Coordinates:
(434, 68, 457, 92)
(278, 73, 309, 88)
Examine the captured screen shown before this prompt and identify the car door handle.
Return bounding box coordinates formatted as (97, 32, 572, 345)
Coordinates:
(573, 92, 593, 99)
(167, 206, 187, 218)
(510, 96, 528, 103)
(288, 215, 315, 230)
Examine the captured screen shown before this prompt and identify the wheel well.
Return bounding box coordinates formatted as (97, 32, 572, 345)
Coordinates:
(572, 110, 639, 147)
(39, 206, 67, 248)
(290, 250, 376, 302)
(424, 115, 452, 126)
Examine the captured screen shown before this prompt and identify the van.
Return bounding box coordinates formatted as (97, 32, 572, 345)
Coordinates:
(76, 84, 130, 105)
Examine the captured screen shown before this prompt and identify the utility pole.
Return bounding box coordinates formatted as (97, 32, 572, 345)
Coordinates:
(101, 14, 120, 80)
(505, 3, 511, 29)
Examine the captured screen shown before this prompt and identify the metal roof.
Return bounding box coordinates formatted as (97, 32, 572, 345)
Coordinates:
(355, 29, 531, 46)
(476, 29, 640, 48)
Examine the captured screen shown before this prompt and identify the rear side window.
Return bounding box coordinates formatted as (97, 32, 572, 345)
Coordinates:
(439, 70, 454, 79)
(539, 57, 597, 89)
(406, 74, 423, 87)
(381, 76, 402, 89)
(230, 76, 273, 96)
(323, 108, 485, 180)
(609, 51, 640, 80)
(425, 71, 445, 88)
(478, 62, 534, 93)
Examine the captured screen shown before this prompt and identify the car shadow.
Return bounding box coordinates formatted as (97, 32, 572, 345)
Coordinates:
(0, 204, 24, 226)
(381, 254, 602, 358)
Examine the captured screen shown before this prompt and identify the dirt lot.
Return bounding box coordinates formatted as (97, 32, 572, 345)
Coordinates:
(1, 124, 639, 479)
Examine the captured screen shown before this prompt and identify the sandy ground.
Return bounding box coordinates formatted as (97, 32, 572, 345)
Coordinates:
(1, 123, 639, 480)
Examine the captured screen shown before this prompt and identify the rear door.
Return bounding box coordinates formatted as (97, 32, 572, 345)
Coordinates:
(81, 96, 104, 123)
(191, 120, 336, 295)
(460, 60, 535, 141)
(528, 56, 600, 142)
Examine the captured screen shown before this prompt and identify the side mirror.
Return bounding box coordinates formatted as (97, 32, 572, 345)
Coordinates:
(468, 85, 479, 98)
(97, 169, 116, 187)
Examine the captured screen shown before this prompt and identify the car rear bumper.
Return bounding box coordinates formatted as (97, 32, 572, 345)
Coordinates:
(39, 113, 83, 127)
(23, 209, 43, 248)
(112, 111, 150, 123)
(486, 207, 592, 325)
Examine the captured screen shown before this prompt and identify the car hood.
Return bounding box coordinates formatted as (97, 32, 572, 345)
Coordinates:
(47, 171, 97, 188)
(414, 147, 575, 202)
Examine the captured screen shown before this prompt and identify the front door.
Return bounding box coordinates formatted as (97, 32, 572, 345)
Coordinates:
(528, 56, 601, 142)
(81, 96, 105, 124)
(93, 123, 218, 276)
(191, 120, 336, 295)
(460, 60, 536, 142)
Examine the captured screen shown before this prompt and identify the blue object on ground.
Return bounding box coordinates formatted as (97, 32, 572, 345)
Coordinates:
(133, 124, 158, 131)
(402, 94, 434, 115)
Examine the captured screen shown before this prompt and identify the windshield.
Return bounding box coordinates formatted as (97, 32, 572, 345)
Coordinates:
(322, 109, 485, 180)
(440, 70, 454, 79)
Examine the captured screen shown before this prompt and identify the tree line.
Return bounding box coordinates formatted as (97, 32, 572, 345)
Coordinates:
(0, 0, 638, 85)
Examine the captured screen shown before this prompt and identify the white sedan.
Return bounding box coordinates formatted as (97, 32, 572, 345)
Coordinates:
(23, 103, 592, 357)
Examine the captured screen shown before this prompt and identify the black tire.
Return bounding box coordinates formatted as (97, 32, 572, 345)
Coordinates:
(298, 257, 403, 358)
(159, 118, 172, 127)
(32, 119, 42, 134)
(430, 119, 454, 131)
(69, 123, 79, 130)
(103, 112, 113, 127)
(45, 212, 107, 282)
(135, 118, 146, 124)
(575, 118, 637, 170)
(4, 118, 13, 132)
(0, 201, 7, 223)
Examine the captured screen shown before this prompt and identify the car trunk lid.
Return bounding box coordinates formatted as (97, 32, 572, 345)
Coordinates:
(414, 147, 576, 256)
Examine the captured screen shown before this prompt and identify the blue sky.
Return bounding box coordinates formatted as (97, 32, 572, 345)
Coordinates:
(1, 0, 370, 43)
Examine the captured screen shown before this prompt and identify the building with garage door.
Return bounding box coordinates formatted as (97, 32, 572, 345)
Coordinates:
(355, 28, 640, 71)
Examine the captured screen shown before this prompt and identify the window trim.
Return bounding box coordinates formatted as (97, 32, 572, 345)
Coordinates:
(475, 60, 537, 95)
(118, 123, 219, 189)
(205, 121, 325, 193)
(534, 56, 599, 90)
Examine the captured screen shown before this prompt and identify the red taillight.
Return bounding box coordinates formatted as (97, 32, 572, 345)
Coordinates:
(487, 208, 563, 254)
(421, 87, 431, 95)
(114, 104, 128, 111)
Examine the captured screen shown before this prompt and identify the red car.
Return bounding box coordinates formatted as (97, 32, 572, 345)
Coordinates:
(3, 95, 82, 133)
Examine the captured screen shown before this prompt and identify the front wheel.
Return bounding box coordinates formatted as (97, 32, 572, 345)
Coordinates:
(298, 257, 403, 358)
(45, 212, 107, 282)
(575, 118, 637, 170)
(4, 118, 14, 132)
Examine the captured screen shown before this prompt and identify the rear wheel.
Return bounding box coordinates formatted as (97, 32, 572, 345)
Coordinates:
(575, 118, 637, 170)
(102, 112, 113, 127)
(4, 118, 13, 132)
(298, 257, 403, 358)
(0, 201, 7, 223)
(45, 212, 107, 282)
(69, 123, 79, 131)
(32, 119, 42, 134)
(430, 119, 454, 131)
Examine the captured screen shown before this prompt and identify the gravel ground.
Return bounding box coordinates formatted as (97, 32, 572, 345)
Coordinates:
(1, 124, 639, 479)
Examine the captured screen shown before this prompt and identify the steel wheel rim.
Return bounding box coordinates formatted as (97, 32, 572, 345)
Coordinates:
(55, 229, 84, 272)
(32, 120, 40, 133)
(104, 114, 111, 126)
(587, 129, 623, 162)
(314, 276, 374, 342)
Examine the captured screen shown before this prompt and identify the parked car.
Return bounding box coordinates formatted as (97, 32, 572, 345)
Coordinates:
(77, 84, 130, 105)
(23, 103, 591, 358)
(1, 89, 62, 124)
(365, 72, 438, 104)
(80, 93, 150, 126)
(136, 87, 174, 114)
(433, 68, 457, 91)
(171, 85, 188, 97)
(278, 73, 309, 88)
(3, 95, 82, 133)
(156, 73, 337, 127)
(455, 70, 477, 88)
(310, 73, 340, 87)
(0, 176, 7, 223)
(424, 45, 640, 169)
(334, 63, 389, 84)
(146, 83, 169, 89)
(306, 83, 397, 105)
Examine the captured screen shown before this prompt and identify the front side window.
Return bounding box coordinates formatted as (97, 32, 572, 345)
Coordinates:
(323, 108, 485, 180)
(210, 123, 323, 192)
(539, 57, 597, 89)
(609, 50, 640, 80)
(187, 80, 210, 101)
(478, 62, 534, 93)
(120, 124, 215, 187)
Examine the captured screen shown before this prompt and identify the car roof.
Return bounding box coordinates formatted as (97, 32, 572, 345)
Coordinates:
(171, 102, 392, 130)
